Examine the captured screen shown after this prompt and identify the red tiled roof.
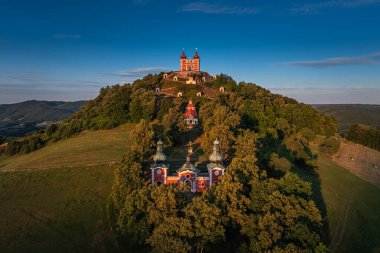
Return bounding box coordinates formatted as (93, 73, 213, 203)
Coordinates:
(181, 51, 187, 59)
(184, 109, 198, 118)
(184, 100, 198, 118)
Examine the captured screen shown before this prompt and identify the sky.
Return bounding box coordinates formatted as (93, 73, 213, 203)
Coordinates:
(1, 0, 380, 104)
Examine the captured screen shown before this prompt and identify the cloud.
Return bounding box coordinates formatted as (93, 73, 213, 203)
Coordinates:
(291, 0, 380, 14)
(286, 52, 380, 68)
(53, 34, 81, 39)
(100, 67, 169, 78)
(181, 2, 258, 14)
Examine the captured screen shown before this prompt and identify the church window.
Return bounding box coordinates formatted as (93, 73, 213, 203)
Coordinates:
(157, 169, 162, 175)
(186, 174, 190, 179)
(214, 170, 220, 176)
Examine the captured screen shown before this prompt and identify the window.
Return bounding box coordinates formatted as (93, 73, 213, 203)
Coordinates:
(214, 170, 220, 176)
(157, 169, 162, 175)
(186, 174, 190, 179)
(201, 182, 205, 187)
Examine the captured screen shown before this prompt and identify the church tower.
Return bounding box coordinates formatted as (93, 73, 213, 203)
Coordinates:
(151, 140, 169, 186)
(179, 49, 200, 72)
(180, 49, 187, 72)
(207, 139, 225, 185)
(193, 49, 200, 72)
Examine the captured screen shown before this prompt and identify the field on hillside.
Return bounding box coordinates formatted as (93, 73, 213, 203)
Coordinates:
(0, 124, 134, 171)
(0, 165, 115, 253)
(297, 153, 380, 253)
(319, 156, 380, 253)
(332, 137, 380, 188)
(313, 104, 380, 134)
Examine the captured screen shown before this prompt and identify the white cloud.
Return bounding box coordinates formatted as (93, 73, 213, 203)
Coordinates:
(291, 0, 380, 14)
(181, 2, 258, 14)
(286, 52, 380, 68)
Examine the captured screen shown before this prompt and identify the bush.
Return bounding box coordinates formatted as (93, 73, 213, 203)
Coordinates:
(319, 136, 340, 155)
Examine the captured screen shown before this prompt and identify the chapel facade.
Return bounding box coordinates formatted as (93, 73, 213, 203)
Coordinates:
(150, 139, 225, 192)
(184, 100, 198, 129)
(180, 49, 200, 72)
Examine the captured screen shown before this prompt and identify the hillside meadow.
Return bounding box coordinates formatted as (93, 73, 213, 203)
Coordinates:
(0, 123, 379, 252)
(0, 124, 134, 171)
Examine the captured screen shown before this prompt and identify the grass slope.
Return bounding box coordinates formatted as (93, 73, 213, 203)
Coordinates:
(0, 165, 114, 253)
(0, 124, 134, 171)
(0, 124, 135, 252)
(298, 154, 380, 253)
(319, 156, 380, 253)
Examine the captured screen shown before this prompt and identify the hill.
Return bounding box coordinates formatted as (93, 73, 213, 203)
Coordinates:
(1, 129, 380, 252)
(0, 124, 134, 253)
(331, 137, 380, 188)
(1, 73, 378, 252)
(0, 124, 134, 171)
(313, 104, 380, 134)
(0, 100, 86, 139)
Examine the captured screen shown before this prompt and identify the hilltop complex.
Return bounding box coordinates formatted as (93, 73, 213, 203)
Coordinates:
(163, 49, 217, 85)
(150, 139, 225, 192)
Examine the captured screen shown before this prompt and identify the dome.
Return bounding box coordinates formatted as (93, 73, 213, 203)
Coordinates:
(153, 140, 167, 163)
(177, 155, 199, 173)
(209, 139, 223, 163)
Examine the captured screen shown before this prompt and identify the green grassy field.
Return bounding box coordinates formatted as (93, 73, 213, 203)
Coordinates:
(318, 156, 380, 253)
(297, 155, 380, 253)
(0, 124, 135, 252)
(0, 165, 115, 253)
(0, 124, 134, 171)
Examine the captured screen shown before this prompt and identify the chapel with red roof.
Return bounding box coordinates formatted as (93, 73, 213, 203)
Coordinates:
(184, 100, 198, 129)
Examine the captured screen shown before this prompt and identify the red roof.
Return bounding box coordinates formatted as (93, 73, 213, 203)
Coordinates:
(184, 100, 198, 118)
(193, 50, 199, 59)
(180, 50, 187, 59)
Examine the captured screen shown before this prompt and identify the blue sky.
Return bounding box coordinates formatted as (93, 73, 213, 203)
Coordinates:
(1, 0, 380, 104)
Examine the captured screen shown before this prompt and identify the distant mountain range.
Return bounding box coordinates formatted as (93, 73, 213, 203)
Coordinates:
(0, 100, 86, 139)
(313, 104, 380, 134)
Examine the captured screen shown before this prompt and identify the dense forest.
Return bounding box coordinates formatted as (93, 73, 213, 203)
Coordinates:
(346, 124, 380, 151)
(2, 73, 338, 252)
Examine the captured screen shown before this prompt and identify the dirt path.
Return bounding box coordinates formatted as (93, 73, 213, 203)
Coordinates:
(332, 138, 380, 188)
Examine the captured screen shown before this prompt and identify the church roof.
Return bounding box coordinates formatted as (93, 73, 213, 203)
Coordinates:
(153, 140, 167, 163)
(209, 139, 223, 163)
(180, 50, 187, 59)
(193, 50, 199, 59)
(177, 155, 200, 173)
(184, 100, 198, 118)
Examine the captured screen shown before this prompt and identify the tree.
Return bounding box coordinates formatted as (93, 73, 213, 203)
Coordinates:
(129, 88, 156, 122)
(157, 97, 174, 121)
(269, 153, 292, 173)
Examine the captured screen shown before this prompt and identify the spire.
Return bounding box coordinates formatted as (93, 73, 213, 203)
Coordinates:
(180, 48, 187, 59)
(193, 48, 199, 59)
(153, 139, 167, 163)
(209, 139, 223, 163)
(177, 142, 199, 173)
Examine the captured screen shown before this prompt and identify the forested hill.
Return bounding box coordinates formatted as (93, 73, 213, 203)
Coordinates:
(313, 104, 380, 134)
(0, 100, 86, 139)
(3, 73, 336, 155)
